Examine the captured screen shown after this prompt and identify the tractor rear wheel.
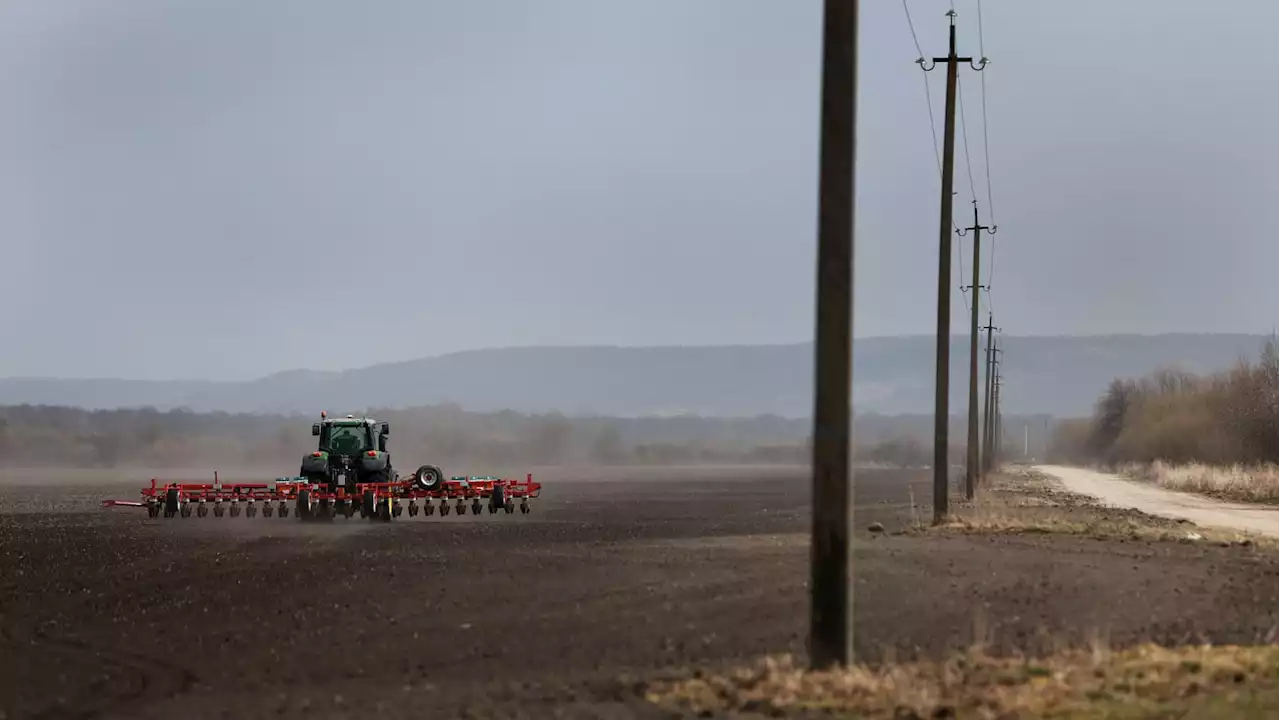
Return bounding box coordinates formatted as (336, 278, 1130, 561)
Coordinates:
(296, 488, 313, 521)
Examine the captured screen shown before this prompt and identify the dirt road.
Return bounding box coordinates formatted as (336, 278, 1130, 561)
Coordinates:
(1033, 464, 1279, 538)
(1, 466, 1274, 719)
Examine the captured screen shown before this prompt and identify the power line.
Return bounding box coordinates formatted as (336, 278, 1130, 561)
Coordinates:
(987, 238, 998, 292)
(957, 75, 978, 207)
(902, 0, 959, 233)
(974, 0, 998, 289)
(976, 0, 995, 227)
(900, 1, 937, 174)
(901, 0, 926, 59)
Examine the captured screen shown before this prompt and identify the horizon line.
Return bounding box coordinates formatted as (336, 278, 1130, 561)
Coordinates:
(0, 330, 1268, 384)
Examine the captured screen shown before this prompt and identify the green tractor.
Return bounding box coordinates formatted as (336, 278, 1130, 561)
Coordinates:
(298, 413, 391, 495)
(298, 409, 448, 504)
(298, 412, 445, 497)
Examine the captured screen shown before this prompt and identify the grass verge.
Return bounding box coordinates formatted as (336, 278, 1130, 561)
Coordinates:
(904, 466, 1275, 550)
(1117, 461, 1279, 506)
(643, 643, 1278, 719)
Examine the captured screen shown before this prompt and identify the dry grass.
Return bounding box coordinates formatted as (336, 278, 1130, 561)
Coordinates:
(1119, 461, 1279, 505)
(907, 467, 1274, 549)
(643, 643, 1278, 719)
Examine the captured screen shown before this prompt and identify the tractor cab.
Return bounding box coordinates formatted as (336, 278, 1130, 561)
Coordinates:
(301, 412, 394, 491)
(311, 412, 391, 457)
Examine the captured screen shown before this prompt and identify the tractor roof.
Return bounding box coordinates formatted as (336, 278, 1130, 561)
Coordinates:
(322, 415, 379, 426)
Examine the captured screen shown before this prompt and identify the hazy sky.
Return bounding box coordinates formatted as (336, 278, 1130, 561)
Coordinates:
(0, 0, 1275, 380)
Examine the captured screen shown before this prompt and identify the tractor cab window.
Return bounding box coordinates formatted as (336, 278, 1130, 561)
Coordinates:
(325, 425, 371, 454)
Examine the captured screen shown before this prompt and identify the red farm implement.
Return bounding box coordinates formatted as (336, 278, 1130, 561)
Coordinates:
(103, 472, 543, 522)
(104, 412, 542, 521)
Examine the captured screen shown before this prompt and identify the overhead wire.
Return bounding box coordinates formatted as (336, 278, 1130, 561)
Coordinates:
(904, 0, 994, 316)
(975, 0, 998, 292)
(957, 76, 978, 208)
(954, 4, 976, 316)
(901, 0, 960, 233)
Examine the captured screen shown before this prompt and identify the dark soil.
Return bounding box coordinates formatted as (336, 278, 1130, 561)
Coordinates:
(0, 466, 1274, 719)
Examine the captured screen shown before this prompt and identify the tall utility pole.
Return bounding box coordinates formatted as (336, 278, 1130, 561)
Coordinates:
(920, 10, 986, 523)
(808, 0, 858, 670)
(959, 203, 993, 500)
(985, 347, 1002, 471)
(980, 314, 999, 478)
(992, 370, 1003, 469)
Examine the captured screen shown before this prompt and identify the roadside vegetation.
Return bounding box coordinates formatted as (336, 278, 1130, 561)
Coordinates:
(922, 467, 1274, 549)
(1048, 336, 1278, 504)
(643, 643, 1278, 719)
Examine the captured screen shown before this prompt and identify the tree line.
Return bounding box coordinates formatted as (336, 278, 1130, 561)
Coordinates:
(0, 402, 1042, 470)
(1048, 337, 1278, 467)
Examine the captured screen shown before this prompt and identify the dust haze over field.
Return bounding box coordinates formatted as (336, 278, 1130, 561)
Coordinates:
(1, 1, 1277, 718)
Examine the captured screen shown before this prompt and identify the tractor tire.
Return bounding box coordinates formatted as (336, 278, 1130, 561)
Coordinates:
(413, 464, 446, 492)
(296, 488, 313, 521)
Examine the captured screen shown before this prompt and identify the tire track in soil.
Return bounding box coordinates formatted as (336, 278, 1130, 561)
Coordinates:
(0, 532, 292, 719)
(6, 533, 333, 720)
(0, 625, 195, 720)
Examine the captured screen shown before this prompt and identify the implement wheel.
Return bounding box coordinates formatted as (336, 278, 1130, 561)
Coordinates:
(413, 465, 445, 492)
(362, 491, 377, 520)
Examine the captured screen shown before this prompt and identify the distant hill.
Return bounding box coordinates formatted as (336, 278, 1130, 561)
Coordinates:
(0, 334, 1269, 418)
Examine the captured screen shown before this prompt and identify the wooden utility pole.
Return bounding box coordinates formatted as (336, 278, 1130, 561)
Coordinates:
(986, 347, 1001, 471)
(960, 204, 993, 500)
(809, 0, 858, 670)
(980, 315, 999, 476)
(988, 368, 998, 466)
(921, 10, 984, 523)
